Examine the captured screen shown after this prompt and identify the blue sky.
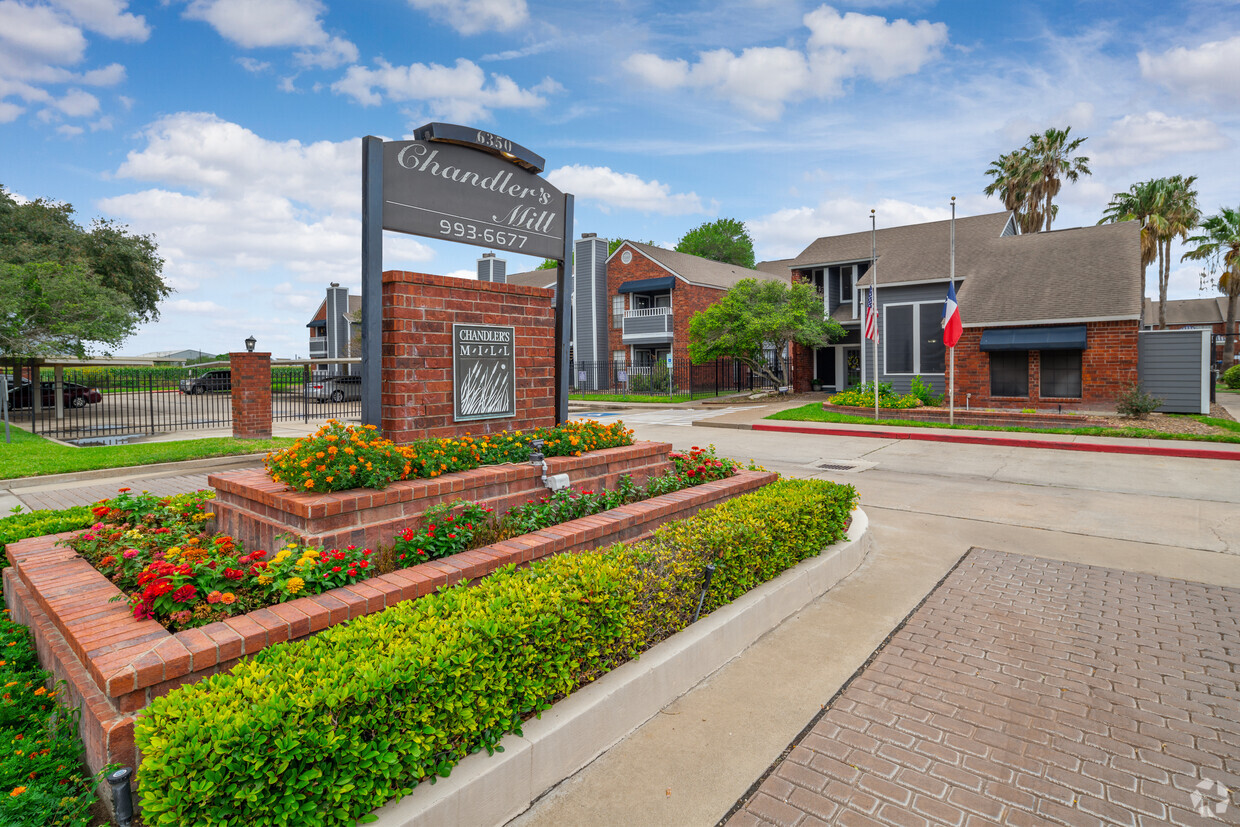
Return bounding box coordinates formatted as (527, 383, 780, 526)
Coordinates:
(2, 0, 1237, 357)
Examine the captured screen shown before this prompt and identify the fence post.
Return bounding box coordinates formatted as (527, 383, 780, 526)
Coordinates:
(230, 352, 272, 439)
(303, 364, 310, 424)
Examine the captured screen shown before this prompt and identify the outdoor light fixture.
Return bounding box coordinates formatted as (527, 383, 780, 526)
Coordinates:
(245, 335, 256, 353)
(529, 438, 545, 465)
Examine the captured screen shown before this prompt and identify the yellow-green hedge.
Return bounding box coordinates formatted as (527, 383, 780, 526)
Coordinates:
(134, 479, 857, 825)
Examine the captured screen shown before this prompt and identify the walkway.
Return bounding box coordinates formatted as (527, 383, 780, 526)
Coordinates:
(11, 471, 216, 512)
(728, 549, 1240, 826)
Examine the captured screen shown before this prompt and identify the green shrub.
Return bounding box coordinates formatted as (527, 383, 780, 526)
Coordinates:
(828, 381, 922, 409)
(1115, 381, 1163, 418)
(0, 507, 93, 553)
(1224, 364, 1240, 390)
(134, 479, 857, 826)
(909, 375, 943, 407)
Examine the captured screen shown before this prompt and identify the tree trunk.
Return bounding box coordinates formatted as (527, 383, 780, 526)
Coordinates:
(1226, 287, 1239, 368)
(1157, 240, 1168, 329)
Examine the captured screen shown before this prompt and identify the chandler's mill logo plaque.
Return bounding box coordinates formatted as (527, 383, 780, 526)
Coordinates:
(453, 323, 516, 422)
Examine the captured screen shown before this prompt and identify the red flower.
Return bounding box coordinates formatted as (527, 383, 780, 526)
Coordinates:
(223, 568, 244, 581)
(332, 566, 341, 573)
(359, 561, 369, 569)
(171, 584, 197, 604)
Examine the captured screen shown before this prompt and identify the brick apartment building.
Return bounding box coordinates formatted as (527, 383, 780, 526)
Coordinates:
(780, 212, 1145, 409)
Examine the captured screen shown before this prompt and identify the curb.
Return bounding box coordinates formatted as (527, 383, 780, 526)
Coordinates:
(370, 509, 873, 827)
(748, 422, 1240, 462)
(0, 453, 268, 490)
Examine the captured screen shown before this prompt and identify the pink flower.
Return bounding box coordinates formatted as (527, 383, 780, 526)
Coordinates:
(123, 549, 139, 559)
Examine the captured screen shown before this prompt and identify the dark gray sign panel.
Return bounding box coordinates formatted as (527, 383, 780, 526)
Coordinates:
(453, 323, 516, 422)
(382, 141, 567, 260)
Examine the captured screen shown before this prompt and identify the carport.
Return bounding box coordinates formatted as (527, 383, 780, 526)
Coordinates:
(2, 356, 157, 443)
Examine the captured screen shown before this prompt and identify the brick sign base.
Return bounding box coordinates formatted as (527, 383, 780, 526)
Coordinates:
(4, 461, 774, 784)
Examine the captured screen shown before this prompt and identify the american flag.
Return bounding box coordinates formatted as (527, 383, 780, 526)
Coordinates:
(864, 284, 879, 342)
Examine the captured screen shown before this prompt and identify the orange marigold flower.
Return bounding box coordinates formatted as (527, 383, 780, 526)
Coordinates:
(220, 592, 236, 604)
(10, 786, 25, 797)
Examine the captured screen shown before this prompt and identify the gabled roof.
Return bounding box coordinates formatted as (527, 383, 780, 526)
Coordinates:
(755, 258, 794, 276)
(307, 294, 362, 327)
(1144, 296, 1227, 326)
(504, 269, 557, 289)
(794, 212, 1014, 279)
(613, 241, 787, 289)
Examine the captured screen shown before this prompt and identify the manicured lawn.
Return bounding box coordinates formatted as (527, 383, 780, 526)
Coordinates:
(767, 403, 1240, 445)
(0, 427, 295, 480)
(569, 390, 734, 404)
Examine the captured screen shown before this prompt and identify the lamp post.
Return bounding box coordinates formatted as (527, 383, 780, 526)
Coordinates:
(245, 335, 257, 353)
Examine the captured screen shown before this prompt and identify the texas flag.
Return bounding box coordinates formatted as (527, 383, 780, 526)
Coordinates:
(941, 282, 962, 348)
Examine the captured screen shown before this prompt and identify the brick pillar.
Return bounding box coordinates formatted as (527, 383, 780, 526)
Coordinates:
(230, 352, 272, 439)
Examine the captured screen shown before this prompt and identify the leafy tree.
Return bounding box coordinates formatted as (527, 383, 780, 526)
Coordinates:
(1102, 176, 1199, 328)
(0, 184, 169, 325)
(0, 261, 138, 357)
(984, 127, 1090, 233)
(687, 278, 844, 386)
(1182, 205, 1240, 365)
(675, 218, 755, 268)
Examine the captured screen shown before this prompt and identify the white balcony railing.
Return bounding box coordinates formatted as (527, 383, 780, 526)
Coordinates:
(309, 336, 328, 356)
(623, 306, 672, 319)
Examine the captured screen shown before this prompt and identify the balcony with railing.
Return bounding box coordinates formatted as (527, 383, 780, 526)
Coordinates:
(309, 336, 328, 357)
(622, 307, 673, 344)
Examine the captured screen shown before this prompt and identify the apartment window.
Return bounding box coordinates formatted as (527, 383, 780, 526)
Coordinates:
(1040, 350, 1082, 398)
(612, 350, 626, 368)
(612, 295, 624, 329)
(884, 302, 945, 375)
(990, 352, 1029, 397)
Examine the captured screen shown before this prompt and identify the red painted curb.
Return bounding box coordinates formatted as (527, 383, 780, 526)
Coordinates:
(751, 423, 1240, 462)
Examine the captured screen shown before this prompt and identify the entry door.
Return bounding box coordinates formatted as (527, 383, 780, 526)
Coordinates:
(815, 348, 836, 388)
(845, 347, 861, 388)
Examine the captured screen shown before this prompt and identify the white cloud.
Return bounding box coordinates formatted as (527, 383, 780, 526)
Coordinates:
(166, 298, 226, 314)
(749, 197, 950, 258)
(49, 0, 149, 40)
(184, 0, 358, 68)
(544, 165, 707, 215)
(408, 0, 528, 35)
(0, 0, 136, 125)
(1098, 111, 1228, 167)
(1139, 35, 1240, 106)
(237, 56, 271, 73)
(56, 123, 84, 136)
(103, 112, 434, 298)
(332, 58, 554, 122)
(624, 3, 947, 119)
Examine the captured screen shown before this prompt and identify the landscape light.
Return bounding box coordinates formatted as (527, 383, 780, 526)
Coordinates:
(245, 335, 257, 353)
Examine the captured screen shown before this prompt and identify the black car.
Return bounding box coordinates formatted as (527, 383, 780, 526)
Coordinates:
(179, 370, 232, 395)
(6, 381, 103, 410)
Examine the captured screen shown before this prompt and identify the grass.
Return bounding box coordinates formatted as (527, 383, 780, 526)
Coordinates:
(569, 390, 734, 404)
(767, 403, 1240, 445)
(0, 427, 295, 480)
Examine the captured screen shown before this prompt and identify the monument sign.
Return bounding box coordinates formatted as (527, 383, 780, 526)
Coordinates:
(452, 323, 516, 422)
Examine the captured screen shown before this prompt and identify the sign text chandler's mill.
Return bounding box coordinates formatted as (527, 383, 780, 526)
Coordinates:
(382, 141, 567, 260)
(453, 324, 517, 422)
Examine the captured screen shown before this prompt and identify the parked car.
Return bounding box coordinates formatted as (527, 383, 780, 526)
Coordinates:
(6, 381, 103, 410)
(307, 375, 362, 403)
(179, 370, 231, 395)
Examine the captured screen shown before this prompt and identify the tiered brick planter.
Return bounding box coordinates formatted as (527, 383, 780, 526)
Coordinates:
(4, 453, 775, 784)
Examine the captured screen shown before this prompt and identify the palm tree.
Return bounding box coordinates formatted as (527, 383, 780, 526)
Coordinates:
(984, 150, 1043, 234)
(1026, 127, 1091, 232)
(1100, 176, 1199, 328)
(1182, 206, 1240, 366)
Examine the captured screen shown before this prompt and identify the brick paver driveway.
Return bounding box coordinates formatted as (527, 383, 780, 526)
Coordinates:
(728, 549, 1240, 826)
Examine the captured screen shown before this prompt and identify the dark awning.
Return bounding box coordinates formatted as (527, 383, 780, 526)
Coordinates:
(618, 276, 675, 294)
(979, 325, 1087, 352)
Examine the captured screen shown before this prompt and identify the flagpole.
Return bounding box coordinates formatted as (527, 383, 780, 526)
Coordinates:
(871, 210, 878, 422)
(949, 196, 956, 426)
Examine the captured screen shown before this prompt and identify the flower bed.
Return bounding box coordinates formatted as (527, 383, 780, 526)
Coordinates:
(828, 381, 922, 409)
(133, 479, 857, 826)
(4, 465, 774, 780)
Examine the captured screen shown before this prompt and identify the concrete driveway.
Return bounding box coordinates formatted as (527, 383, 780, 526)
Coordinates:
(512, 415, 1240, 826)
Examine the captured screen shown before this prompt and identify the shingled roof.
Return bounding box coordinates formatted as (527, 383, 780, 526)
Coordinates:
(504, 269, 557, 289)
(613, 241, 787, 289)
(792, 212, 1142, 327)
(1144, 296, 1227, 326)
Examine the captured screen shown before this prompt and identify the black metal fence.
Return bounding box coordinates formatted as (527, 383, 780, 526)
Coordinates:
(272, 365, 362, 424)
(568, 356, 783, 400)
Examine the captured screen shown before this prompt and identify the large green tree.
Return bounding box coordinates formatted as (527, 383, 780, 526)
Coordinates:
(0, 184, 169, 328)
(687, 278, 843, 386)
(1100, 176, 1199, 328)
(0, 262, 138, 358)
(984, 127, 1090, 233)
(675, 218, 755, 268)
(1182, 205, 1240, 365)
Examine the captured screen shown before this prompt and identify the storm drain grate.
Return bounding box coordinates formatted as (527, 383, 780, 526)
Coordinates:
(817, 461, 863, 472)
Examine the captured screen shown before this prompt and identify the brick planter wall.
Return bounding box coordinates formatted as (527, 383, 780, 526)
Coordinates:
(230, 352, 272, 439)
(210, 441, 674, 553)
(382, 271, 557, 442)
(821, 404, 1110, 429)
(4, 467, 774, 780)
